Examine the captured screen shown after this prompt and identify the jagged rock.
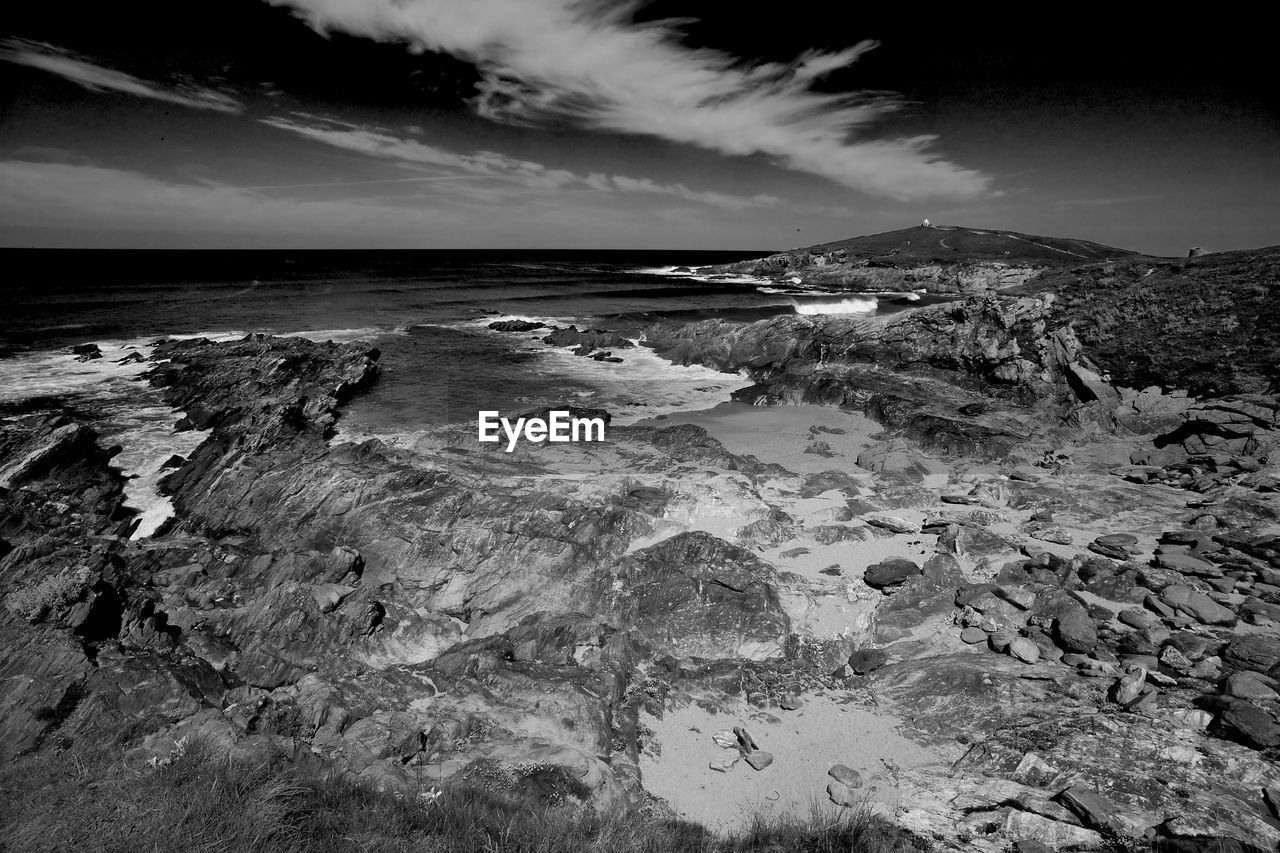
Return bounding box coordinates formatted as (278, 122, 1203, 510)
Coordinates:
(709, 756, 739, 773)
(743, 750, 774, 771)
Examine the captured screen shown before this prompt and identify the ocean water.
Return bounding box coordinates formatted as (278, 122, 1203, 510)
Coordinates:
(0, 249, 940, 535)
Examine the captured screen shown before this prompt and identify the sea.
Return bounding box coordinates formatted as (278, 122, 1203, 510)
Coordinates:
(0, 249, 939, 535)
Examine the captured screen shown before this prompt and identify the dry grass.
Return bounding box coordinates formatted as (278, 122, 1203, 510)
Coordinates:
(0, 737, 929, 853)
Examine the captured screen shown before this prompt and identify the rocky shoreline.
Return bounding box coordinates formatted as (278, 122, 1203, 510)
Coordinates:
(3, 267, 1279, 849)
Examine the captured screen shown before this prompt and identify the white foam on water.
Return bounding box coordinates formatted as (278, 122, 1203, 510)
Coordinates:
(277, 326, 409, 344)
(792, 297, 879, 315)
(631, 265, 776, 286)
(471, 316, 753, 425)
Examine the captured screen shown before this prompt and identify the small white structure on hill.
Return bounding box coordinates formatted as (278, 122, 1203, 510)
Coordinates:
(921, 218, 931, 227)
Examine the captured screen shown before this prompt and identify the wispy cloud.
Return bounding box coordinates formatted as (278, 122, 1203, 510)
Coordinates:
(0, 38, 242, 113)
(260, 113, 782, 210)
(266, 0, 990, 200)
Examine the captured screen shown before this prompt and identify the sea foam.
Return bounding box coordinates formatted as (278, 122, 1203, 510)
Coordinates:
(792, 297, 879, 315)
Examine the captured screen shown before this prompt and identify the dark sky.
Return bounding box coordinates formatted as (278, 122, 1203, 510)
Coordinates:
(2, 1, 1276, 254)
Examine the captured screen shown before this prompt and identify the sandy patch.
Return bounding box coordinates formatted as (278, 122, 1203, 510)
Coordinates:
(640, 692, 940, 834)
(642, 402, 882, 476)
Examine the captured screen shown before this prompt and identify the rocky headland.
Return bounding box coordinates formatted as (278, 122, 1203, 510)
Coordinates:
(697, 224, 1142, 294)
(2, 234, 1279, 851)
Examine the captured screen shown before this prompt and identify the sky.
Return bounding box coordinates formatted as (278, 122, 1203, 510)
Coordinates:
(1, 1, 1277, 255)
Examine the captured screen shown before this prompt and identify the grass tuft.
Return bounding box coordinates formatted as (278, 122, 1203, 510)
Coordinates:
(0, 737, 928, 852)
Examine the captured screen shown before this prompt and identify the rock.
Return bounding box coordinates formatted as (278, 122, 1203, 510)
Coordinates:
(743, 750, 774, 771)
(541, 325, 633, 351)
(488, 320, 546, 332)
(1265, 786, 1280, 819)
(1028, 525, 1074, 545)
(863, 557, 921, 589)
(1225, 671, 1279, 701)
(864, 515, 919, 534)
(1057, 784, 1120, 832)
(989, 631, 1017, 653)
(1118, 608, 1156, 630)
(828, 764, 863, 788)
(709, 756, 739, 772)
(733, 727, 759, 753)
(1009, 638, 1041, 664)
(70, 343, 102, 361)
(1208, 697, 1280, 748)
(960, 627, 988, 645)
(1222, 636, 1280, 675)
(1004, 810, 1105, 851)
(847, 648, 889, 674)
(711, 731, 738, 749)
(1054, 611, 1099, 653)
(1161, 585, 1237, 626)
(1155, 552, 1224, 578)
(1112, 669, 1146, 705)
(827, 779, 858, 807)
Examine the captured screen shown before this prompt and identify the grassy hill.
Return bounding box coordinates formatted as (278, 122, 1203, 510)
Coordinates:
(801, 224, 1145, 267)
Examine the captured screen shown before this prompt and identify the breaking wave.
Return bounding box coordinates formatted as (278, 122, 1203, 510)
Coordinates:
(792, 297, 879, 315)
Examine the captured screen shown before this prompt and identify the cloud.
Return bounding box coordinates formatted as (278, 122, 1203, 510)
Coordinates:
(266, 0, 989, 200)
(0, 38, 242, 113)
(260, 113, 782, 209)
